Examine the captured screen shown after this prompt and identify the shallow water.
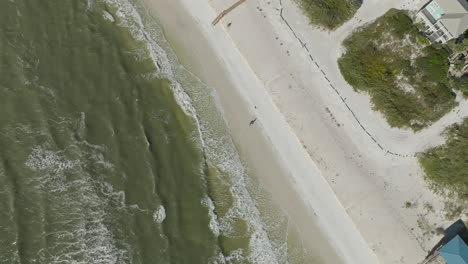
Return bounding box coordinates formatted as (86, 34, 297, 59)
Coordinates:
(0, 1, 219, 262)
(0, 0, 318, 263)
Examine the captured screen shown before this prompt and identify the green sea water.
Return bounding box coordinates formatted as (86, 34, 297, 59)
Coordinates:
(0, 0, 319, 263)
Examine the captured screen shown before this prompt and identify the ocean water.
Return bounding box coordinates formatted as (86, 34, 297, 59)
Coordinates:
(0, 0, 318, 263)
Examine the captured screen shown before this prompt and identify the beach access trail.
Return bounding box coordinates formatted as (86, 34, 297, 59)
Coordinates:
(147, 0, 465, 263)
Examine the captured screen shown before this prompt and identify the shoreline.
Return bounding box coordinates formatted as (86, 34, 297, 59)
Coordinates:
(145, 0, 458, 263)
(145, 0, 377, 262)
(209, 0, 460, 261)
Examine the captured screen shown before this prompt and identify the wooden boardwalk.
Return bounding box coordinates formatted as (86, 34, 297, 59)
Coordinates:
(212, 0, 247, 25)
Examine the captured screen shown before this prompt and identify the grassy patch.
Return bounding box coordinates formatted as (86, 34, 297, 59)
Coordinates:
(419, 119, 468, 200)
(297, 0, 361, 30)
(338, 9, 460, 130)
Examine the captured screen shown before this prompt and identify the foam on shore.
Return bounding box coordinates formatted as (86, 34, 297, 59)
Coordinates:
(104, 0, 295, 262)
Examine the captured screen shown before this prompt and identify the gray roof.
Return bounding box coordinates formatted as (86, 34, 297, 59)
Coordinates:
(435, 0, 468, 37)
(436, 0, 468, 14)
(439, 13, 468, 36)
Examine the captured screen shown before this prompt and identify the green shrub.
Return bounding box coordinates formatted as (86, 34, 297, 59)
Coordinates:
(419, 119, 468, 199)
(298, 0, 361, 30)
(338, 9, 458, 130)
(415, 46, 450, 81)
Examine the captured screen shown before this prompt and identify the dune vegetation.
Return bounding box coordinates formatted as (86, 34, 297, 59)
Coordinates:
(419, 119, 468, 200)
(297, 0, 361, 30)
(338, 9, 464, 131)
(339, 9, 468, 199)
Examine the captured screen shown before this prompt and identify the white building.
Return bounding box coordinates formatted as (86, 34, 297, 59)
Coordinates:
(418, 0, 468, 43)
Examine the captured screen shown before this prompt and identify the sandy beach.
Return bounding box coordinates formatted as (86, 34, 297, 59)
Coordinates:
(145, 0, 464, 263)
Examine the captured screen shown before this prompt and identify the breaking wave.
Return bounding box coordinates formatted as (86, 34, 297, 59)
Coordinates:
(153, 205, 166, 224)
(25, 139, 129, 263)
(105, 0, 290, 263)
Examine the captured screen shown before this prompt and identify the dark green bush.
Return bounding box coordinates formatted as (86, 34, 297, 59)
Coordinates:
(420, 120, 468, 199)
(415, 46, 450, 81)
(298, 0, 361, 30)
(338, 9, 458, 130)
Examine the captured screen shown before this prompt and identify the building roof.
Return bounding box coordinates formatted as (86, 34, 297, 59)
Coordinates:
(440, 13, 468, 36)
(435, 0, 468, 36)
(439, 235, 468, 264)
(419, 0, 468, 37)
(436, 0, 468, 14)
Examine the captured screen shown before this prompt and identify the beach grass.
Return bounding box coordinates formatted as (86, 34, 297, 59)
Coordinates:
(297, 0, 361, 30)
(419, 119, 468, 200)
(338, 9, 461, 131)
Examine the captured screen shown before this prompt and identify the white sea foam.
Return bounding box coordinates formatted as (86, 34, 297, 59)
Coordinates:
(153, 205, 166, 224)
(25, 146, 81, 192)
(196, 127, 280, 263)
(86, 0, 96, 10)
(102, 0, 206, 152)
(202, 197, 220, 237)
(24, 137, 129, 263)
(103, 10, 115, 22)
(209, 249, 245, 264)
(26, 146, 80, 173)
(99, 0, 284, 262)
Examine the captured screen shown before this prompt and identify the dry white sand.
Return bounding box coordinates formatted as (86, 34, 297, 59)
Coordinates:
(146, 0, 466, 263)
